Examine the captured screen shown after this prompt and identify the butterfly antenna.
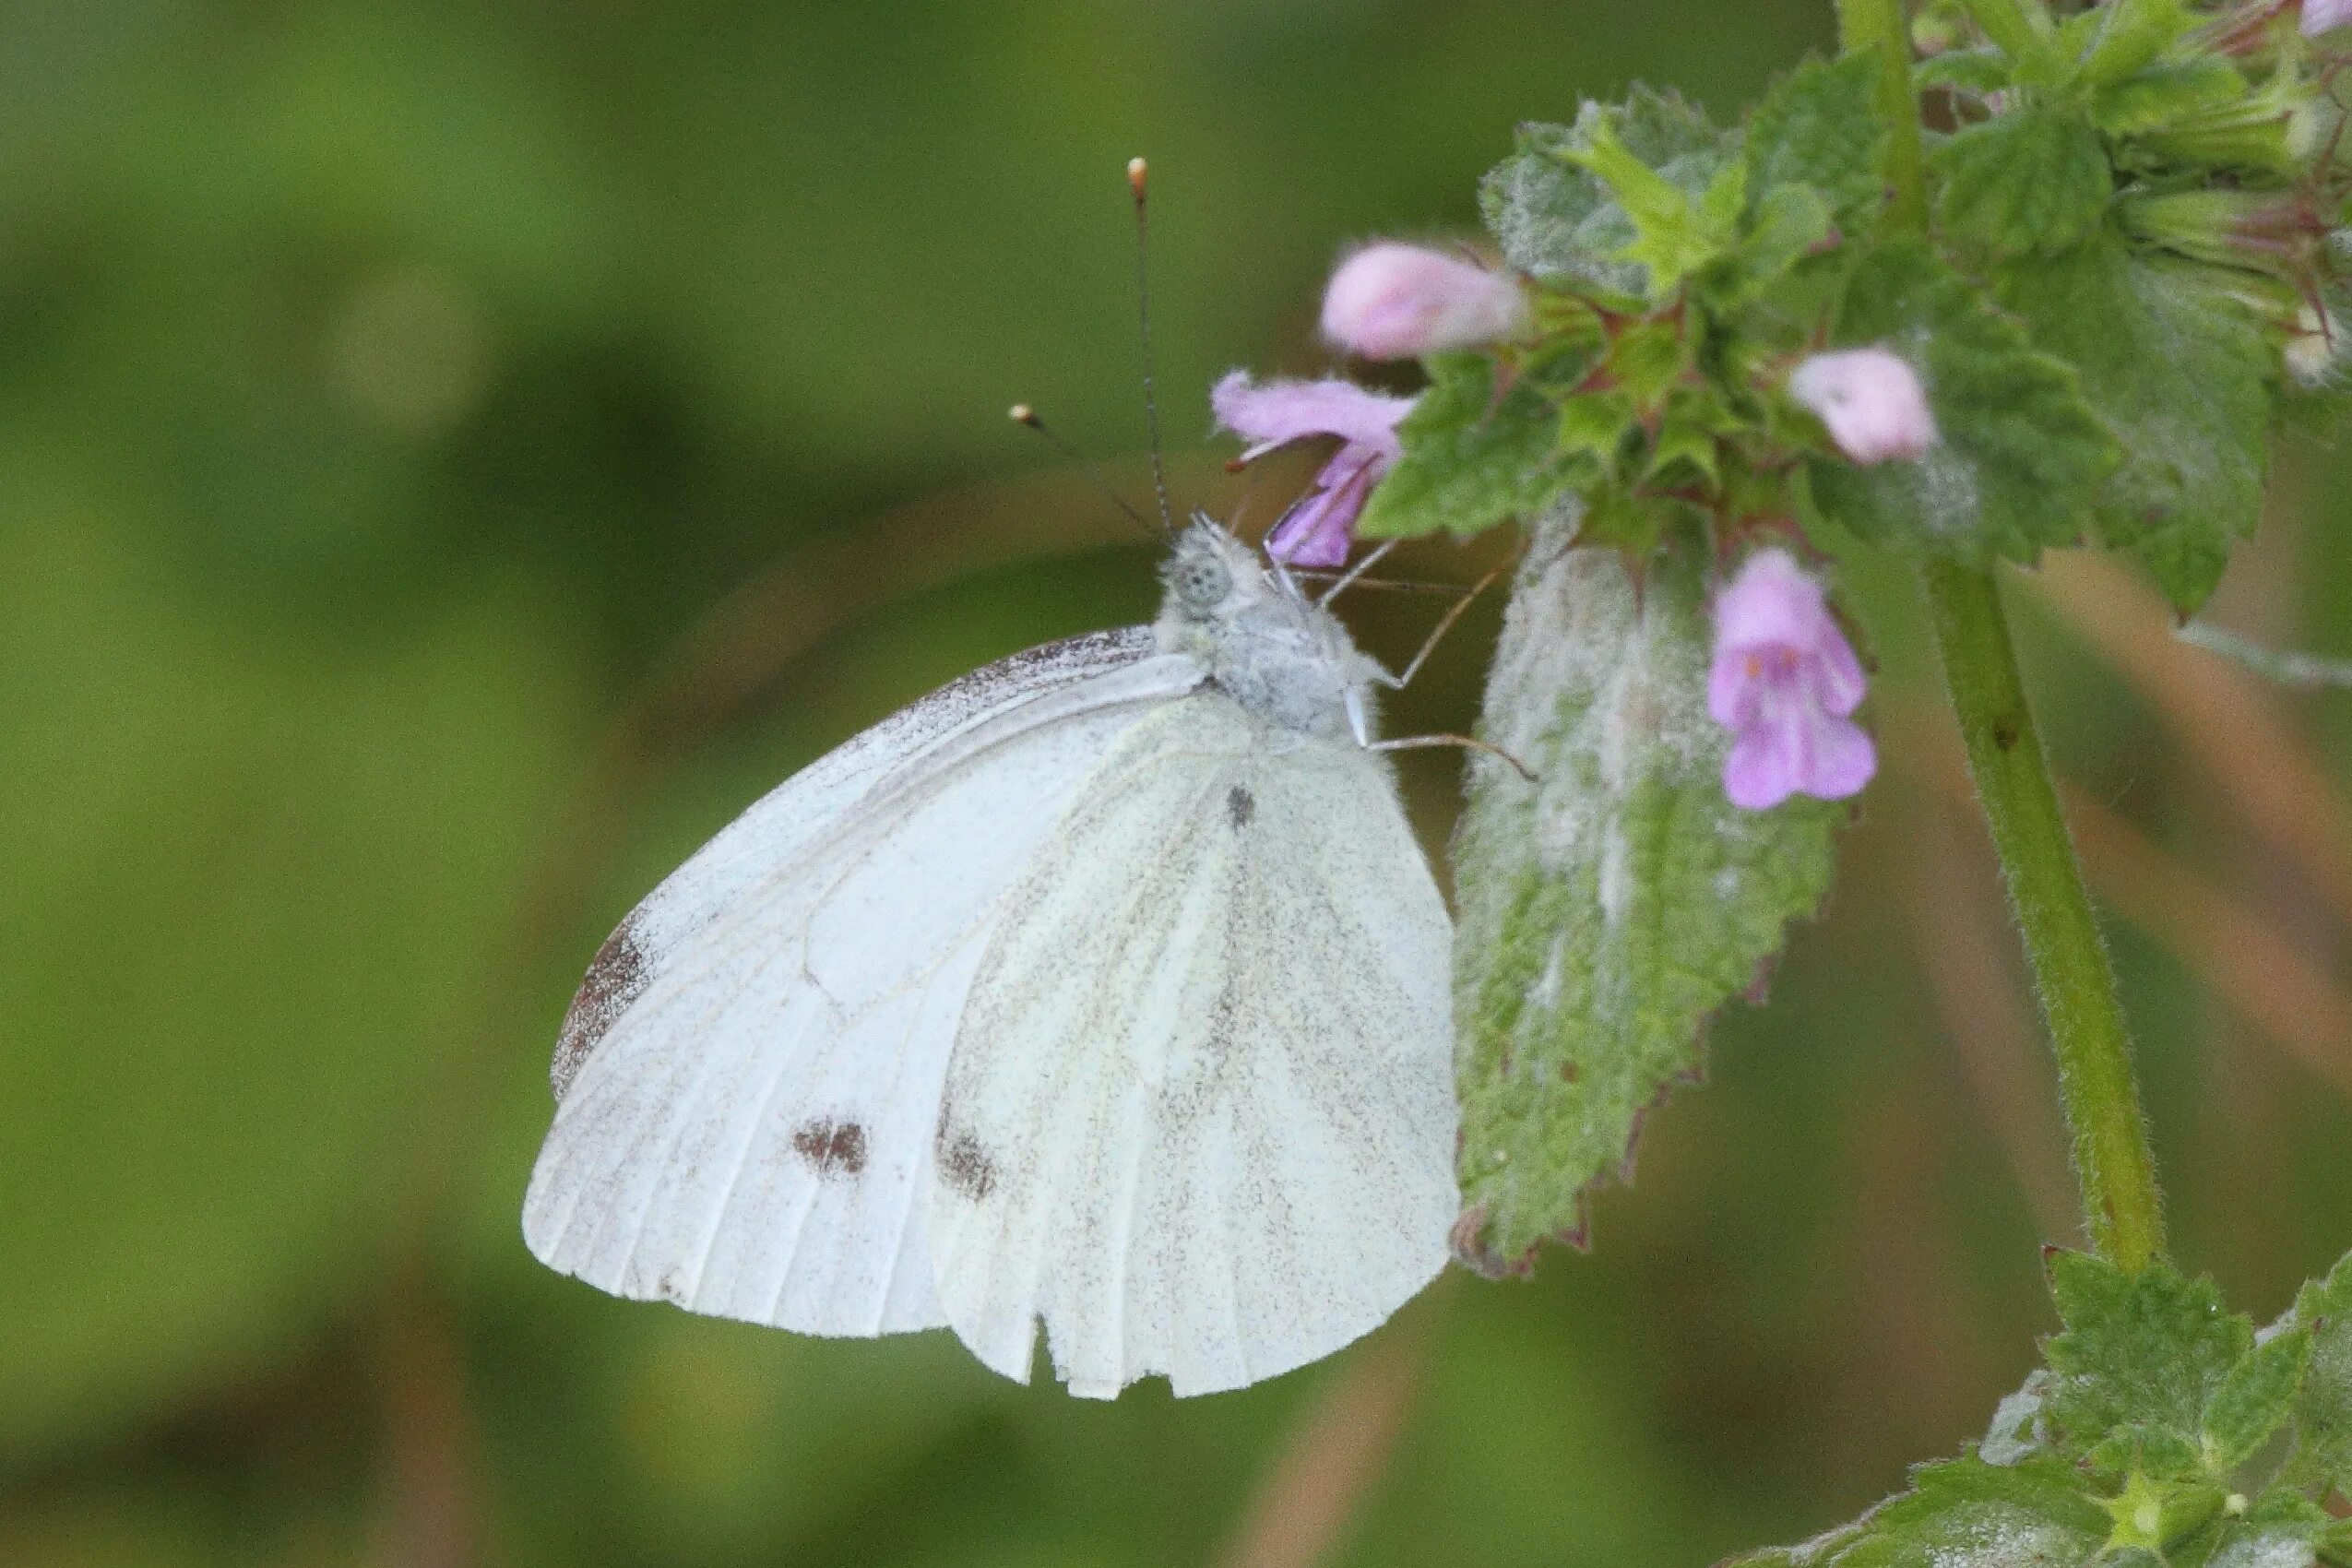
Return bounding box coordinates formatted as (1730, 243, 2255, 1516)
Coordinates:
(1007, 403, 1158, 538)
(1128, 156, 1177, 539)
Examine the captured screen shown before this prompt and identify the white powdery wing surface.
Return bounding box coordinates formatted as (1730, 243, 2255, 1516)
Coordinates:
(923, 695, 1456, 1397)
(523, 628, 1202, 1337)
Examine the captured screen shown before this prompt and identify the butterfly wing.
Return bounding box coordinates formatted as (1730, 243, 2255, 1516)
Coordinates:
(923, 693, 1457, 1397)
(523, 627, 1204, 1336)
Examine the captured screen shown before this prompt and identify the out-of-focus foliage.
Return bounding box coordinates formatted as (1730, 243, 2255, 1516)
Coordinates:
(6, 3, 2352, 1566)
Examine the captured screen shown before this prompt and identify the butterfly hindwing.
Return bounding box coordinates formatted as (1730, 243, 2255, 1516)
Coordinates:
(923, 692, 1458, 1396)
(521, 628, 1204, 1336)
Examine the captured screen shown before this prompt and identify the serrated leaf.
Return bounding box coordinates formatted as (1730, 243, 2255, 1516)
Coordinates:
(1451, 528, 1845, 1270)
(1808, 239, 2118, 564)
(1992, 238, 2274, 612)
(1932, 105, 2112, 257)
(2204, 1326, 2310, 1471)
(1355, 352, 1586, 542)
(2042, 1252, 2253, 1472)
(2280, 1251, 2352, 1496)
(1745, 54, 1889, 237)
(1481, 89, 1736, 292)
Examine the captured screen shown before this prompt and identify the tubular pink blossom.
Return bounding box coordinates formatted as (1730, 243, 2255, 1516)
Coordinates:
(2308, 0, 2352, 35)
(1319, 243, 1528, 361)
(1707, 549, 1876, 812)
(1211, 371, 1416, 567)
(1788, 347, 1939, 465)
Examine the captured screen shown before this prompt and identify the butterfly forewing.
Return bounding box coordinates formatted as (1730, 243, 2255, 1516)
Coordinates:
(923, 693, 1458, 1397)
(522, 628, 1204, 1336)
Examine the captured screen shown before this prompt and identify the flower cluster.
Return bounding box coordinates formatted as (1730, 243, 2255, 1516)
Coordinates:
(1218, 241, 1906, 810)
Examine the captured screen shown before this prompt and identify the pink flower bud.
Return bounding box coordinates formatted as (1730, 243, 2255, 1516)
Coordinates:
(1788, 347, 1940, 465)
(1706, 550, 1876, 812)
(2307, 0, 2352, 36)
(1319, 243, 1527, 361)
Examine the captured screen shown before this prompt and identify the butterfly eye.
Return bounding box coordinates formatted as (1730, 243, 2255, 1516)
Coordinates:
(1172, 553, 1230, 612)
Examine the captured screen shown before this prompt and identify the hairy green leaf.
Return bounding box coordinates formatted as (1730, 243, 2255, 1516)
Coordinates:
(1808, 239, 2117, 563)
(1451, 527, 1845, 1271)
(1744, 54, 1888, 238)
(1932, 105, 2112, 257)
(1480, 89, 1735, 293)
(2281, 1251, 2352, 1496)
(2042, 1252, 2252, 1473)
(1993, 238, 2274, 612)
(1722, 1457, 2109, 1568)
(1355, 352, 1586, 543)
(2204, 1326, 2310, 1472)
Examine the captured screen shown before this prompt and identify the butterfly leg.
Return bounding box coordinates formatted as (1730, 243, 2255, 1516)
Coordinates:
(1312, 539, 1399, 606)
(1367, 731, 1536, 780)
(1367, 555, 1512, 693)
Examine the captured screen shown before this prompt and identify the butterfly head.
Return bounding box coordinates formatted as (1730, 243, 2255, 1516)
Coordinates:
(1156, 517, 1374, 739)
(1158, 517, 1268, 625)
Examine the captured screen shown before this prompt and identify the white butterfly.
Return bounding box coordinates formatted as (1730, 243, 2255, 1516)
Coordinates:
(521, 520, 1458, 1398)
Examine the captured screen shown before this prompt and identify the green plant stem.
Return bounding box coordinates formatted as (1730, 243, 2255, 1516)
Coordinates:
(1835, 0, 2167, 1271)
(1920, 563, 2166, 1271)
(1835, 0, 1930, 233)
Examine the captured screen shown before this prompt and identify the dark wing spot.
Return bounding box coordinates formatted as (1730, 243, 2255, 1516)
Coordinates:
(1226, 785, 1255, 829)
(936, 1126, 996, 1201)
(552, 914, 651, 1100)
(790, 1119, 869, 1179)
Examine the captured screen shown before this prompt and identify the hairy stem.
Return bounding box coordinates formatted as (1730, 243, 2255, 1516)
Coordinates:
(1920, 563, 2166, 1270)
(1835, 0, 2166, 1270)
(1835, 0, 1930, 233)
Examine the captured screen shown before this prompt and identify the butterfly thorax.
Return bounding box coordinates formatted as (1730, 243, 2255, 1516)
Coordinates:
(1152, 522, 1376, 742)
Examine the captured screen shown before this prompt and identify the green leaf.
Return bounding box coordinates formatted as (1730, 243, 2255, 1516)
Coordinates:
(1919, 48, 2016, 97)
(2094, 57, 2249, 139)
(1481, 89, 1735, 293)
(2281, 1251, 2352, 1496)
(2041, 1252, 2252, 1472)
(1705, 184, 1835, 309)
(1808, 239, 2118, 564)
(2209, 1519, 2323, 1568)
(1561, 121, 1727, 297)
(1744, 54, 1889, 237)
(2077, 0, 2197, 88)
(1356, 352, 1585, 542)
(2204, 1326, 2310, 1472)
(1450, 530, 1845, 1271)
(1991, 238, 2275, 612)
(1726, 1456, 2109, 1568)
(1932, 105, 2112, 257)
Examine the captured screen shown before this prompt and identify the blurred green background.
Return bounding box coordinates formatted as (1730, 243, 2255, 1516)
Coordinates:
(9, 2, 2352, 1564)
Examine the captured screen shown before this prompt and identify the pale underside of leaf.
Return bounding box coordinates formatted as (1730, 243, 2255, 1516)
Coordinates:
(1450, 512, 1844, 1272)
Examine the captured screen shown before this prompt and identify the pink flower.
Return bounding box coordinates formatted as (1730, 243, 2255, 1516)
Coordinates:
(2308, 0, 2352, 34)
(1706, 549, 1876, 812)
(1319, 242, 1528, 361)
(1211, 371, 1416, 567)
(1788, 347, 1939, 465)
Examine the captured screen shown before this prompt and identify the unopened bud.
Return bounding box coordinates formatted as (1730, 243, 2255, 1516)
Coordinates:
(1319, 242, 1527, 361)
(1788, 348, 1939, 465)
